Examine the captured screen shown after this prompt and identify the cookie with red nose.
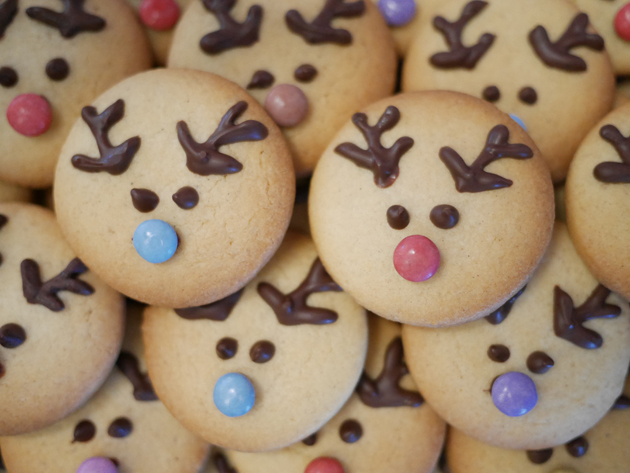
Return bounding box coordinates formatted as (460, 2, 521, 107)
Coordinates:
(310, 91, 554, 327)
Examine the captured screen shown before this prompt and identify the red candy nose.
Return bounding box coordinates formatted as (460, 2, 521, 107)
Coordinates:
(615, 3, 630, 41)
(7, 94, 52, 137)
(393, 235, 440, 282)
(140, 0, 180, 31)
(264, 84, 309, 128)
(305, 457, 345, 473)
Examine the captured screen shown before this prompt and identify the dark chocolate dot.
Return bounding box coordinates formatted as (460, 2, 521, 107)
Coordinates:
(295, 64, 318, 83)
(518, 86, 537, 105)
(302, 432, 317, 446)
(613, 394, 630, 409)
(73, 420, 96, 443)
(109, 458, 120, 468)
(45, 58, 70, 81)
(216, 337, 238, 360)
(566, 436, 588, 458)
(527, 351, 554, 374)
(172, 186, 199, 210)
(339, 419, 363, 443)
(130, 188, 159, 213)
(0, 324, 26, 349)
(482, 85, 500, 102)
(0, 67, 17, 87)
(387, 205, 410, 230)
(430, 204, 459, 229)
(247, 70, 275, 90)
(108, 417, 133, 438)
(250, 340, 275, 363)
(527, 449, 553, 464)
(487, 344, 510, 363)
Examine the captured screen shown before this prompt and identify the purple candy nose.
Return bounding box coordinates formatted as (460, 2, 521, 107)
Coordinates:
(491, 371, 538, 417)
(76, 457, 118, 473)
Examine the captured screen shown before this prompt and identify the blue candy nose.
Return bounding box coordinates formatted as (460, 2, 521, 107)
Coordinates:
(509, 114, 527, 132)
(491, 371, 538, 417)
(133, 219, 178, 264)
(213, 373, 255, 418)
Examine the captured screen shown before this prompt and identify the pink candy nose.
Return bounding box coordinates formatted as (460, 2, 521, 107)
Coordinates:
(393, 235, 441, 282)
(264, 84, 309, 128)
(139, 0, 180, 31)
(76, 457, 118, 473)
(615, 3, 630, 41)
(305, 457, 345, 473)
(7, 94, 52, 137)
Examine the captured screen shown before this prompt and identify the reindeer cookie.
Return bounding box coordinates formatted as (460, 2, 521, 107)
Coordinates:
(54, 68, 295, 308)
(0, 0, 151, 188)
(402, 222, 630, 450)
(402, 0, 615, 182)
(142, 232, 368, 452)
(309, 91, 554, 327)
(0, 203, 124, 436)
(168, 0, 397, 177)
(566, 103, 630, 302)
(0, 301, 210, 473)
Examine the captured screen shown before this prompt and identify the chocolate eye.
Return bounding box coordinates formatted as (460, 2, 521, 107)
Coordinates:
(46, 58, 70, 81)
(247, 70, 275, 90)
(302, 432, 317, 446)
(295, 64, 318, 83)
(339, 419, 363, 443)
(482, 85, 500, 103)
(0, 67, 18, 87)
(0, 323, 26, 348)
(130, 188, 159, 213)
(216, 337, 238, 360)
(73, 420, 96, 443)
(518, 86, 537, 105)
(566, 437, 588, 458)
(526, 351, 554, 374)
(387, 205, 409, 230)
(108, 417, 133, 438)
(430, 205, 459, 229)
(250, 340, 275, 363)
(172, 186, 199, 210)
(526, 449, 553, 464)
(487, 344, 510, 363)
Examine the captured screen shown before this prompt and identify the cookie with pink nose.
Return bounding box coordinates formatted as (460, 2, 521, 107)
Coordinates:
(309, 91, 554, 327)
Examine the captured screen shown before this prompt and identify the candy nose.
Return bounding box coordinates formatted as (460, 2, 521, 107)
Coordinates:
(305, 457, 345, 473)
(393, 235, 440, 282)
(213, 373, 256, 417)
(133, 219, 178, 264)
(139, 0, 180, 31)
(509, 113, 527, 132)
(615, 3, 630, 41)
(378, 0, 417, 27)
(76, 457, 118, 473)
(492, 371, 538, 417)
(264, 84, 309, 128)
(7, 94, 53, 137)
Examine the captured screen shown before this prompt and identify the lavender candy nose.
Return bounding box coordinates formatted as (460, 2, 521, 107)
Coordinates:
(491, 371, 538, 417)
(76, 457, 118, 473)
(264, 84, 309, 128)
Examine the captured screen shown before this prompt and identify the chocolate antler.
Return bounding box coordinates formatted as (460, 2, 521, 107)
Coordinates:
(335, 106, 414, 188)
(357, 336, 423, 408)
(529, 13, 604, 72)
(440, 125, 533, 193)
(21, 258, 94, 312)
(257, 258, 342, 326)
(594, 125, 630, 184)
(116, 351, 158, 401)
(0, 0, 17, 37)
(177, 101, 268, 176)
(485, 285, 527, 325)
(200, 0, 262, 54)
(286, 0, 365, 45)
(213, 452, 237, 473)
(71, 100, 141, 175)
(174, 289, 243, 321)
(26, 0, 105, 38)
(430, 1, 495, 69)
(0, 214, 7, 267)
(554, 285, 621, 350)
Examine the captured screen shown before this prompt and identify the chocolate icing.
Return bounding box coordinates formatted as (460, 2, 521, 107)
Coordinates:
(212, 452, 237, 473)
(73, 420, 96, 443)
(485, 285, 526, 325)
(335, 106, 414, 188)
(286, 0, 365, 45)
(553, 284, 620, 349)
(339, 419, 362, 443)
(566, 436, 589, 457)
(527, 351, 554, 374)
(613, 394, 630, 409)
(172, 186, 199, 210)
(430, 1, 495, 69)
(295, 64, 318, 83)
(0, 323, 26, 349)
(257, 258, 341, 325)
(247, 70, 274, 90)
(116, 351, 158, 401)
(387, 205, 409, 230)
(130, 189, 159, 213)
(21, 258, 94, 312)
(527, 449, 553, 464)
(216, 337, 238, 360)
(72, 100, 141, 175)
(0, 362, 4, 379)
(175, 289, 242, 321)
(430, 204, 459, 229)
(440, 124, 533, 193)
(0, 214, 7, 266)
(177, 101, 267, 176)
(0, 0, 17, 38)
(302, 433, 317, 446)
(518, 87, 537, 105)
(529, 13, 603, 72)
(357, 336, 423, 408)
(200, 0, 262, 55)
(482, 85, 500, 103)
(26, 0, 106, 38)
(0, 448, 4, 469)
(487, 344, 510, 363)
(594, 124, 630, 183)
(46, 58, 70, 81)
(250, 340, 275, 363)
(0, 67, 17, 87)
(108, 417, 132, 438)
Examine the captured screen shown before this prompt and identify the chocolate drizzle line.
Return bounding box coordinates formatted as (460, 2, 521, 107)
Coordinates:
(0, 0, 17, 38)
(527, 449, 553, 465)
(26, 0, 106, 38)
(108, 418, 132, 438)
(440, 124, 533, 193)
(46, 58, 70, 81)
(131, 189, 159, 213)
(21, 258, 94, 312)
(553, 284, 621, 349)
(72, 100, 141, 175)
(216, 337, 238, 360)
(529, 13, 603, 72)
(430, 1, 495, 69)
(518, 87, 537, 105)
(594, 125, 630, 184)
(430, 204, 459, 229)
(0, 214, 7, 266)
(0, 67, 17, 88)
(175, 289, 243, 321)
(172, 186, 199, 210)
(527, 351, 554, 374)
(613, 394, 630, 409)
(485, 285, 526, 325)
(249, 340, 275, 363)
(357, 336, 423, 408)
(257, 258, 341, 326)
(335, 106, 414, 188)
(295, 64, 317, 83)
(302, 433, 317, 446)
(116, 351, 158, 401)
(177, 101, 267, 176)
(212, 452, 237, 473)
(286, 0, 365, 45)
(339, 419, 363, 443)
(482, 85, 500, 103)
(247, 70, 274, 90)
(566, 436, 589, 458)
(73, 420, 96, 443)
(0, 323, 26, 349)
(200, 0, 262, 55)
(487, 344, 510, 363)
(387, 205, 409, 230)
